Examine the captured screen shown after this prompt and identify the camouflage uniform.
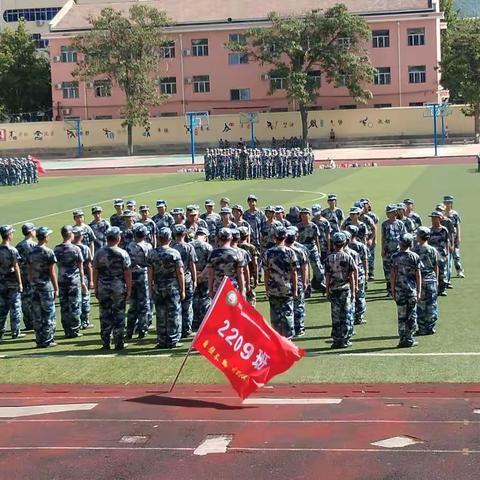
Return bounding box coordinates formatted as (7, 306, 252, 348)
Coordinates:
(110, 212, 124, 229)
(325, 250, 356, 347)
(381, 218, 406, 293)
(147, 246, 184, 347)
(191, 239, 213, 329)
(207, 246, 241, 295)
(28, 245, 57, 347)
(171, 240, 198, 337)
(126, 240, 152, 338)
(348, 239, 369, 324)
(0, 244, 22, 338)
(412, 242, 439, 334)
(54, 242, 84, 337)
(288, 241, 309, 336)
(429, 225, 450, 295)
(243, 210, 266, 249)
(321, 207, 344, 234)
(200, 212, 221, 244)
(15, 238, 36, 330)
(312, 216, 331, 264)
(140, 219, 157, 246)
(446, 209, 463, 274)
(391, 249, 422, 346)
(73, 241, 93, 329)
(297, 222, 325, 291)
(239, 241, 259, 306)
(89, 219, 110, 250)
(93, 245, 131, 347)
(263, 246, 298, 339)
(364, 211, 379, 279)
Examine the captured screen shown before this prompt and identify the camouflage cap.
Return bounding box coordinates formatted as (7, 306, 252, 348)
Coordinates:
(428, 211, 442, 218)
(36, 226, 53, 239)
(300, 207, 311, 215)
(443, 195, 454, 202)
(403, 198, 415, 205)
(311, 204, 322, 215)
(247, 194, 257, 201)
(218, 228, 232, 240)
(274, 226, 287, 239)
(171, 207, 185, 216)
(196, 227, 209, 236)
(0, 224, 14, 237)
(230, 228, 240, 239)
(139, 205, 149, 212)
(21, 223, 35, 235)
(133, 223, 148, 236)
(126, 200, 136, 207)
(106, 227, 122, 239)
(91, 206, 103, 214)
(264, 205, 275, 213)
(396, 203, 406, 211)
(332, 232, 347, 245)
(220, 197, 231, 204)
(327, 194, 337, 201)
(232, 204, 244, 213)
(72, 209, 84, 217)
(416, 226, 431, 239)
(220, 207, 232, 214)
(345, 224, 359, 236)
(60, 225, 73, 237)
(156, 199, 167, 207)
(172, 224, 187, 235)
(122, 210, 135, 218)
(386, 204, 397, 213)
(238, 226, 250, 238)
(72, 226, 84, 236)
(400, 233, 414, 246)
(157, 227, 172, 240)
(349, 207, 361, 215)
(114, 198, 124, 206)
(204, 199, 215, 206)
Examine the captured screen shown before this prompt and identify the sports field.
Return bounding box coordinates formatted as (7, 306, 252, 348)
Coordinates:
(0, 162, 478, 384)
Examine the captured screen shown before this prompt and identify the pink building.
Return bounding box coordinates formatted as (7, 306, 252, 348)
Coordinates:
(46, 0, 445, 121)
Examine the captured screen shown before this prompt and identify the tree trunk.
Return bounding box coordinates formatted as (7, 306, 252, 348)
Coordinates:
(475, 104, 480, 144)
(127, 124, 134, 155)
(300, 104, 308, 146)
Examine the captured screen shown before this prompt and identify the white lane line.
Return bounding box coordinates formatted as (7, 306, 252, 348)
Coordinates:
(2, 419, 478, 425)
(0, 354, 173, 359)
(371, 436, 424, 449)
(12, 179, 202, 226)
(0, 446, 477, 454)
(313, 352, 480, 357)
(193, 434, 233, 456)
(0, 403, 97, 418)
(242, 398, 342, 405)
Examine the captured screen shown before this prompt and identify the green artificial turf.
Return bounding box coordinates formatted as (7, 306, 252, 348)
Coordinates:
(0, 164, 478, 384)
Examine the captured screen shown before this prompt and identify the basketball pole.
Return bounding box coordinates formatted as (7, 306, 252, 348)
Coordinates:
(189, 112, 196, 164)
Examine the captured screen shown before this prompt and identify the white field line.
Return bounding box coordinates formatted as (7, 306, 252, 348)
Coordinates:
(243, 398, 342, 405)
(0, 446, 477, 454)
(12, 179, 202, 226)
(193, 434, 233, 456)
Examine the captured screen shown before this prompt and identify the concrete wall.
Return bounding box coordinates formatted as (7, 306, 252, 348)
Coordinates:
(0, 106, 473, 153)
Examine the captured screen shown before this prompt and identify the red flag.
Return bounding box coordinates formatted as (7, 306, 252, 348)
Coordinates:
(193, 277, 304, 399)
(30, 155, 46, 174)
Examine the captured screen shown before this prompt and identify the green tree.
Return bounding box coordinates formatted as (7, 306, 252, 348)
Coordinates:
(73, 5, 170, 155)
(440, 0, 459, 28)
(441, 18, 480, 143)
(0, 21, 51, 119)
(228, 5, 374, 142)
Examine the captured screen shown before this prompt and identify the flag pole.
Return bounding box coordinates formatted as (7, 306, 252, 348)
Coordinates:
(168, 276, 228, 394)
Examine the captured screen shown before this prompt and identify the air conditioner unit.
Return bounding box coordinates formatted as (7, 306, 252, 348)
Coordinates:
(86, 81, 94, 88)
(182, 48, 191, 57)
(62, 108, 71, 115)
(261, 73, 270, 81)
(36, 20, 45, 26)
(55, 83, 63, 90)
(53, 55, 61, 62)
(184, 77, 193, 85)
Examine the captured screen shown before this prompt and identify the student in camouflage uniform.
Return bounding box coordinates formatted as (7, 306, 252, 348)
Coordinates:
(0, 225, 24, 340)
(381, 204, 406, 295)
(171, 207, 186, 226)
(138, 205, 157, 247)
(110, 199, 125, 228)
(147, 227, 185, 349)
(342, 207, 369, 244)
(325, 232, 356, 349)
(54, 225, 87, 338)
(72, 227, 94, 329)
(207, 228, 244, 297)
(443, 195, 464, 278)
(428, 211, 451, 297)
(232, 205, 251, 232)
(396, 203, 416, 233)
(126, 224, 152, 340)
(200, 199, 221, 245)
(120, 211, 136, 251)
(261, 206, 280, 252)
(274, 206, 292, 228)
(285, 227, 309, 337)
(345, 224, 369, 325)
(27, 227, 58, 348)
(191, 227, 213, 329)
(73, 210, 96, 256)
(93, 227, 132, 350)
(311, 204, 331, 264)
(391, 233, 422, 348)
(185, 206, 208, 242)
(231, 228, 252, 301)
(413, 227, 439, 335)
(360, 198, 378, 281)
(342, 231, 360, 330)
(263, 226, 298, 339)
(321, 194, 344, 234)
(216, 207, 236, 239)
(89, 206, 110, 250)
(243, 194, 266, 251)
(404, 198, 422, 230)
(126, 200, 141, 222)
(171, 224, 197, 338)
(238, 226, 259, 306)
(15, 223, 36, 331)
(297, 208, 325, 292)
(152, 200, 175, 231)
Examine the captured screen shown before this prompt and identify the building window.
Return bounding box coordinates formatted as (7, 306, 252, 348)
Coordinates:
(160, 77, 177, 95)
(270, 108, 288, 112)
(372, 30, 390, 48)
(228, 53, 249, 65)
(61, 46, 77, 63)
(193, 75, 210, 93)
(339, 105, 357, 109)
(374, 103, 392, 108)
(31, 33, 48, 49)
(62, 81, 79, 99)
(95, 115, 113, 120)
(307, 70, 321, 87)
(192, 39, 208, 57)
(94, 80, 111, 97)
(409, 102, 424, 106)
(407, 28, 425, 46)
(3, 7, 61, 22)
(230, 88, 251, 101)
(336, 74, 350, 87)
(160, 41, 175, 58)
(374, 67, 391, 85)
(409, 65, 426, 83)
(158, 112, 177, 117)
(270, 74, 288, 90)
(229, 33, 247, 44)
(337, 37, 351, 48)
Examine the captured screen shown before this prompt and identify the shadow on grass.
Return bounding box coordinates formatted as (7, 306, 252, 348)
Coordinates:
(306, 344, 400, 355)
(127, 394, 252, 410)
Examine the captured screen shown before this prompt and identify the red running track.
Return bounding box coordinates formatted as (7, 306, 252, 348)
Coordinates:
(0, 384, 479, 480)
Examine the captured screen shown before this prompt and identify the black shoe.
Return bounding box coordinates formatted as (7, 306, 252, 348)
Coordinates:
(446, 284, 453, 289)
(125, 334, 133, 340)
(115, 343, 128, 351)
(12, 333, 27, 339)
(137, 332, 146, 339)
(439, 291, 447, 297)
(295, 330, 306, 338)
(354, 319, 367, 325)
(101, 343, 111, 350)
(181, 331, 193, 339)
(397, 341, 418, 348)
